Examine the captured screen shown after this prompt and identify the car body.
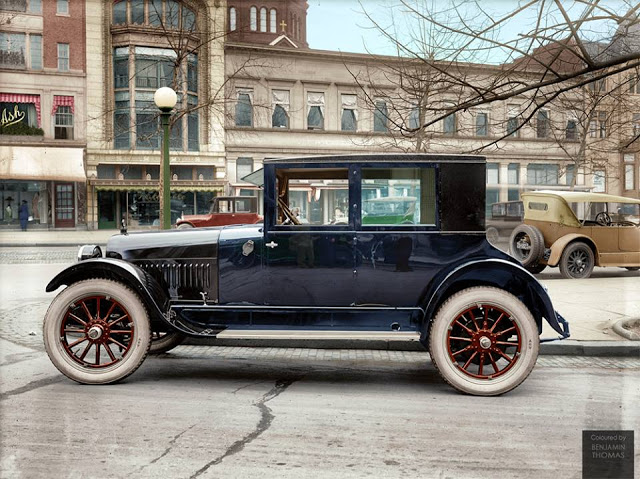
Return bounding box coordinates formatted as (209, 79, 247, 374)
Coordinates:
(175, 196, 262, 229)
(509, 190, 640, 278)
(43, 154, 569, 396)
(486, 200, 523, 245)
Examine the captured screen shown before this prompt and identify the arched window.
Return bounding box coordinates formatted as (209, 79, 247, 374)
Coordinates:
(229, 7, 236, 31)
(260, 7, 267, 32)
(269, 8, 276, 33)
(250, 6, 257, 31)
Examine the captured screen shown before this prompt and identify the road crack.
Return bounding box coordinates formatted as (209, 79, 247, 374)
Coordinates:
(190, 377, 300, 478)
(0, 376, 63, 401)
(135, 424, 197, 475)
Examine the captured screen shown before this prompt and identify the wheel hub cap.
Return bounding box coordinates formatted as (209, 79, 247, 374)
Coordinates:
(87, 325, 103, 340)
(479, 336, 492, 349)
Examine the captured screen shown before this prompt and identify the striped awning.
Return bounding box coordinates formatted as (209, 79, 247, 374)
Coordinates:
(94, 185, 224, 192)
(52, 96, 74, 115)
(0, 93, 41, 126)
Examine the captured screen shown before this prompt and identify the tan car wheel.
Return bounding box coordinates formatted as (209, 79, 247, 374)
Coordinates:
(509, 225, 544, 267)
(177, 223, 195, 229)
(43, 279, 151, 384)
(559, 242, 594, 279)
(429, 287, 539, 396)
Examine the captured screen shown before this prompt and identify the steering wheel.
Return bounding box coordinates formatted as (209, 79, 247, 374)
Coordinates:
(595, 211, 612, 226)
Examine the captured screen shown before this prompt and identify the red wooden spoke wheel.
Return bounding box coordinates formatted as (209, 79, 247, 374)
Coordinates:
(446, 304, 521, 380)
(60, 295, 134, 368)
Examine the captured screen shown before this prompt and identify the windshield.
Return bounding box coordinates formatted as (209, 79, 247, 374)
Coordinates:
(569, 202, 640, 226)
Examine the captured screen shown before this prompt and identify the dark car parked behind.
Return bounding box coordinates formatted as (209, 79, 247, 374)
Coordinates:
(43, 154, 568, 396)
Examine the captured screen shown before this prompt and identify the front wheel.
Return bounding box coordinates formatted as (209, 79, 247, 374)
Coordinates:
(429, 287, 539, 396)
(559, 242, 594, 279)
(177, 222, 195, 230)
(43, 279, 151, 384)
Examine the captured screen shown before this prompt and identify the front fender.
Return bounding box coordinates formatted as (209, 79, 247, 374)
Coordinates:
(547, 234, 597, 266)
(46, 258, 170, 327)
(420, 258, 565, 340)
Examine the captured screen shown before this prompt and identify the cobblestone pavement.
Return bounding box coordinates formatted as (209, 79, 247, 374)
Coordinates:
(163, 345, 640, 369)
(0, 248, 76, 264)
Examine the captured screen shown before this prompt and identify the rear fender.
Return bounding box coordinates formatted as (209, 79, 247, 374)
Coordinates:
(420, 259, 564, 341)
(547, 234, 597, 266)
(46, 258, 171, 327)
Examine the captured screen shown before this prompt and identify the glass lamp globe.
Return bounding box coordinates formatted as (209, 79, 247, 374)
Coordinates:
(154, 87, 177, 112)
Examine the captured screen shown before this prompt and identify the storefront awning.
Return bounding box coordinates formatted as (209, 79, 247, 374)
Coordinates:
(0, 146, 85, 182)
(93, 183, 224, 192)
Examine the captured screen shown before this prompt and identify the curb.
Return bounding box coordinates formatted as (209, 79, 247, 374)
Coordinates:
(184, 337, 640, 357)
(612, 318, 640, 341)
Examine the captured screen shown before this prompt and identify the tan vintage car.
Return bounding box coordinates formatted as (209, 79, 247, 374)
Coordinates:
(509, 191, 640, 278)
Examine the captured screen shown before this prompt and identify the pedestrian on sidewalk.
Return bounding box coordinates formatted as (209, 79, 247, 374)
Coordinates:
(19, 200, 29, 231)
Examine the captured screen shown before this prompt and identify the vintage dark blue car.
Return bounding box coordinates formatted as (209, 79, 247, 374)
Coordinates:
(43, 154, 569, 395)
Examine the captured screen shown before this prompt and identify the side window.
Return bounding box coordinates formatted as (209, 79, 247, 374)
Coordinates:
(234, 198, 251, 213)
(218, 200, 230, 213)
(361, 167, 436, 226)
(275, 168, 349, 226)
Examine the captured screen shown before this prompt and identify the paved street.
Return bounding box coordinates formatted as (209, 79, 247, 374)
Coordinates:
(0, 247, 638, 478)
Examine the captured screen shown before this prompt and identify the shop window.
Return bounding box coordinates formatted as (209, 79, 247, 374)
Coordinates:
(121, 165, 143, 179)
(196, 167, 214, 180)
(171, 166, 192, 180)
(97, 164, 116, 179)
(235, 90, 253, 127)
(307, 92, 324, 130)
(57, 43, 69, 72)
(374, 100, 388, 133)
(0, 95, 41, 135)
(272, 90, 289, 128)
(146, 165, 159, 179)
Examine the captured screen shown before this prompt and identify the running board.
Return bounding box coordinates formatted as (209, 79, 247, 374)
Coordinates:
(215, 330, 422, 341)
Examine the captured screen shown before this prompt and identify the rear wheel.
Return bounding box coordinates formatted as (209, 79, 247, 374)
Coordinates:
(509, 225, 544, 267)
(149, 330, 186, 354)
(429, 287, 539, 396)
(43, 279, 151, 384)
(177, 223, 194, 229)
(559, 242, 594, 279)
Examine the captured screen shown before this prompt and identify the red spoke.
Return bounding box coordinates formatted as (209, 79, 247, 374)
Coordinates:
(79, 343, 92, 360)
(463, 312, 481, 332)
(95, 344, 101, 365)
(96, 297, 101, 321)
(494, 326, 516, 336)
(104, 344, 117, 362)
(107, 314, 129, 327)
(68, 336, 88, 348)
(478, 353, 485, 376)
(496, 341, 519, 346)
(490, 313, 505, 332)
(81, 301, 95, 322)
(108, 337, 128, 350)
(494, 349, 515, 363)
(64, 328, 85, 333)
(451, 345, 474, 357)
(449, 336, 472, 342)
(462, 351, 478, 370)
(482, 308, 489, 330)
(103, 300, 117, 322)
(488, 352, 500, 374)
(454, 319, 474, 335)
(109, 329, 133, 334)
(68, 313, 87, 326)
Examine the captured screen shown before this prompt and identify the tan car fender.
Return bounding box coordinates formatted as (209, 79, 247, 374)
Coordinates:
(547, 233, 598, 266)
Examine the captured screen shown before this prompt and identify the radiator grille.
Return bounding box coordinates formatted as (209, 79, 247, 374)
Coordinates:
(136, 260, 212, 292)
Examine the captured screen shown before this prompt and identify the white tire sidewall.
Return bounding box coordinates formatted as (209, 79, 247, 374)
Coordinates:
(430, 287, 539, 396)
(43, 280, 150, 384)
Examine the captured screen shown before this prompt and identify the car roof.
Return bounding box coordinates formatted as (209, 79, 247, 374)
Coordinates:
(522, 190, 640, 204)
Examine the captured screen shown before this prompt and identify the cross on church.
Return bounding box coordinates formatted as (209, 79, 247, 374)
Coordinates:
(280, 20, 287, 33)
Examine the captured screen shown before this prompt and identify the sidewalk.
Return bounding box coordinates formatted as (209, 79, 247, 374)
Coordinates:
(2, 228, 639, 356)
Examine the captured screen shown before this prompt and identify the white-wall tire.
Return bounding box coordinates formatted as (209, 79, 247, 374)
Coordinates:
(43, 279, 151, 384)
(429, 287, 539, 396)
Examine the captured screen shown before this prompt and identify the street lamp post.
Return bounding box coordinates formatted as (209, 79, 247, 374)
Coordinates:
(153, 87, 178, 230)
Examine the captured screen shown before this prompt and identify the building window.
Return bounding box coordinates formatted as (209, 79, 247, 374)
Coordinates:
(486, 163, 499, 184)
(237, 158, 253, 182)
(57, 43, 69, 71)
(475, 112, 488, 137)
(587, 78, 606, 93)
(29, 34, 41, 70)
(408, 104, 420, 130)
(29, 0, 41, 13)
(508, 163, 519, 184)
(506, 105, 519, 137)
(56, 0, 68, 15)
(442, 107, 456, 135)
(527, 164, 558, 185)
(235, 90, 253, 127)
(629, 74, 640, 94)
(0, 32, 26, 69)
(588, 111, 606, 138)
(633, 113, 640, 137)
(112, 0, 195, 30)
(112, 46, 199, 151)
(624, 154, 635, 190)
(307, 92, 324, 130)
(565, 165, 575, 186)
(271, 89, 289, 128)
(113, 0, 127, 24)
(270, 8, 276, 33)
(250, 6, 257, 31)
(593, 169, 606, 192)
(374, 100, 388, 132)
(566, 118, 578, 140)
(0, 95, 41, 134)
(260, 7, 267, 32)
(341, 94, 357, 131)
(0, 0, 41, 13)
(229, 7, 236, 31)
(53, 97, 74, 139)
(536, 110, 550, 138)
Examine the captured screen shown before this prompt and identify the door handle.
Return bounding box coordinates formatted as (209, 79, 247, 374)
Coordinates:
(266, 241, 278, 249)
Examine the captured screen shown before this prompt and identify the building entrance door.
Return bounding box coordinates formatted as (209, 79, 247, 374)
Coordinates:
(97, 191, 116, 229)
(55, 183, 75, 228)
